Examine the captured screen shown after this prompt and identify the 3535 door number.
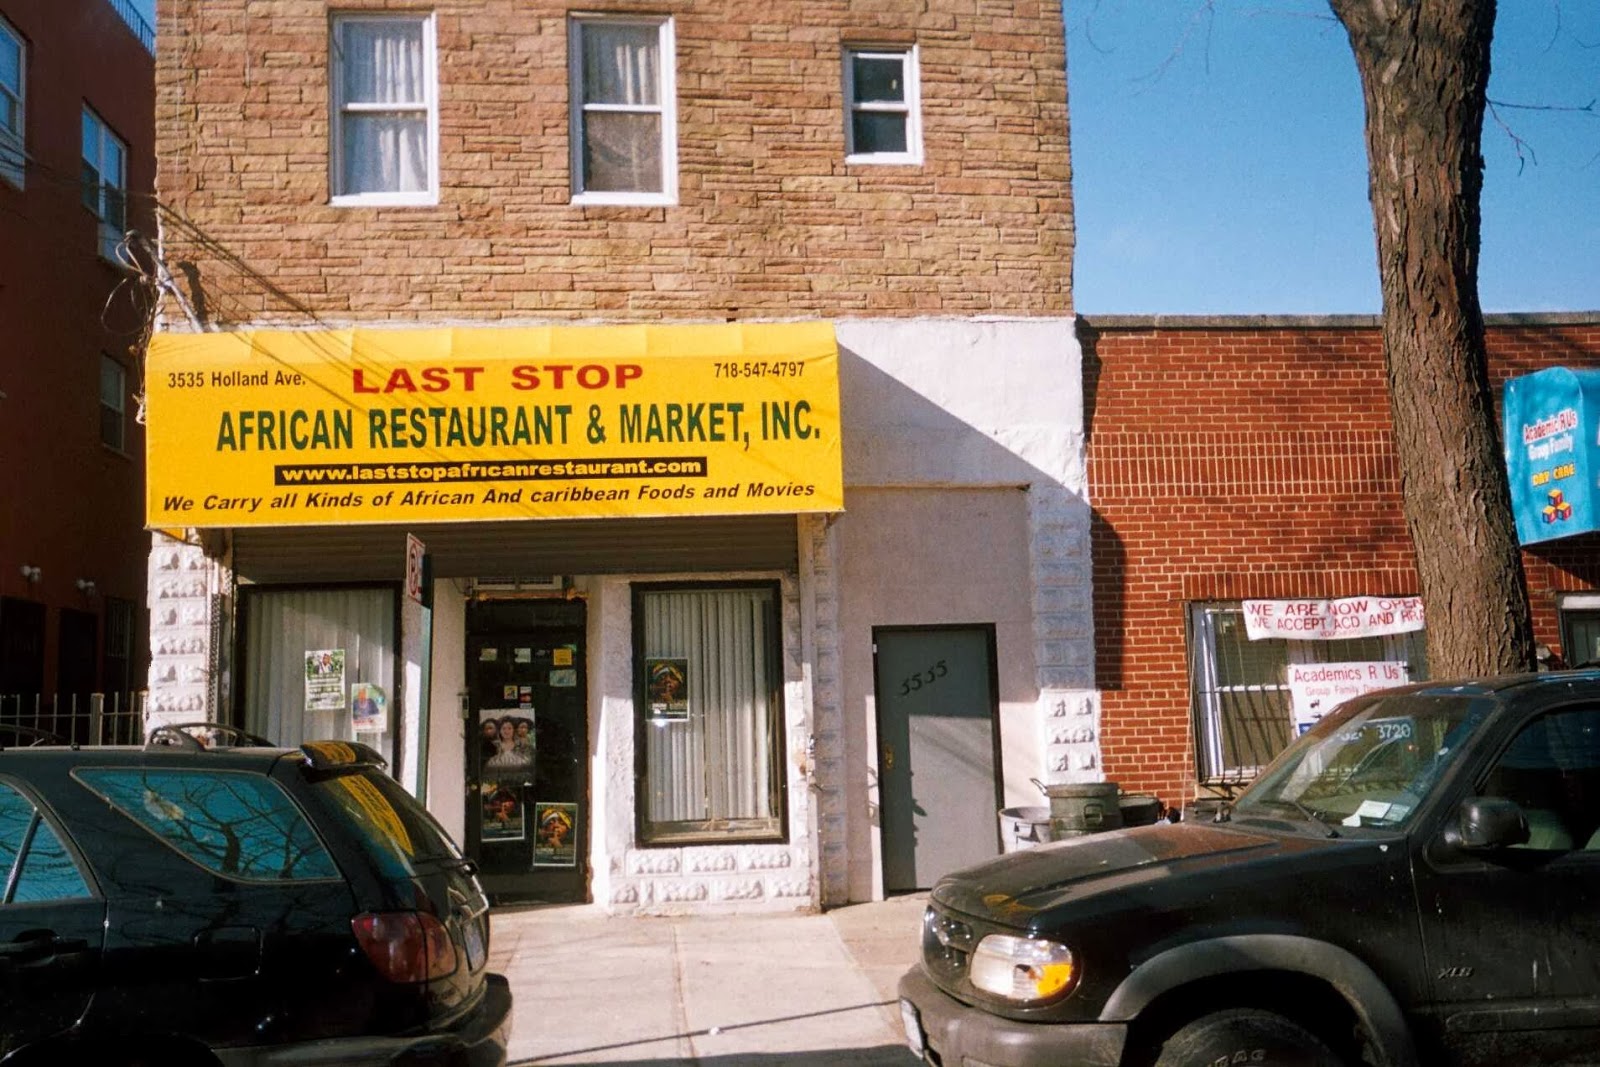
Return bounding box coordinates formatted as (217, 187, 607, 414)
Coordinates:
(899, 659, 948, 696)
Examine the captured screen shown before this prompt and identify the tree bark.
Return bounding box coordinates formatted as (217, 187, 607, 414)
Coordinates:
(1329, 0, 1534, 677)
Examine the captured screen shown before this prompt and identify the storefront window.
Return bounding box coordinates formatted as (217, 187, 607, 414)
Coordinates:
(239, 587, 397, 765)
(1188, 602, 1427, 782)
(635, 584, 784, 844)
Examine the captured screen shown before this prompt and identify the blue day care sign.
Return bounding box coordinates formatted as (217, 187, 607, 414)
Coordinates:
(1503, 367, 1600, 545)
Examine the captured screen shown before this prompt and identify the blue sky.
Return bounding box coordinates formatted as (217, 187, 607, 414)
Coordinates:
(126, 1, 1591, 314)
(1067, 1, 1600, 314)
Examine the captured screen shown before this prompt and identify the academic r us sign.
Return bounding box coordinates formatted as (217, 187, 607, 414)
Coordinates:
(145, 323, 844, 528)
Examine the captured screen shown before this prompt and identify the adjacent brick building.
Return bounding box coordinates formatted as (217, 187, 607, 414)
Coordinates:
(0, 0, 153, 719)
(146, 0, 1092, 910)
(1084, 313, 1600, 807)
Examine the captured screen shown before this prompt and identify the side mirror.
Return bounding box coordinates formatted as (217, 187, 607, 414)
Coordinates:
(1447, 796, 1530, 852)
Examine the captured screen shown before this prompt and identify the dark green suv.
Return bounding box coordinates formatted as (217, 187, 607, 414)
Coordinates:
(0, 727, 510, 1066)
(899, 671, 1600, 1067)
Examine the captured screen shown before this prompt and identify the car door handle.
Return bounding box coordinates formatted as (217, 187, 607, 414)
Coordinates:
(0, 931, 83, 965)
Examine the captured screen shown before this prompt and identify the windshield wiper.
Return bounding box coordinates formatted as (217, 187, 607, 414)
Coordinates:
(1252, 798, 1340, 838)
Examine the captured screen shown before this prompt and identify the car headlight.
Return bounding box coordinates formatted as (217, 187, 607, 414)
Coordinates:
(969, 934, 1077, 1003)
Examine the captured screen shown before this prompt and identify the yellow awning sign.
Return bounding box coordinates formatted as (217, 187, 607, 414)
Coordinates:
(145, 324, 844, 528)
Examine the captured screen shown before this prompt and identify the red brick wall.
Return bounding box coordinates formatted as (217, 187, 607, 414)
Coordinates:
(0, 0, 153, 694)
(156, 0, 1072, 322)
(1084, 316, 1600, 806)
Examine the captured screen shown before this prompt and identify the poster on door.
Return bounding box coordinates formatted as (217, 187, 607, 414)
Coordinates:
(479, 783, 525, 842)
(478, 710, 535, 773)
(304, 649, 346, 713)
(533, 802, 578, 867)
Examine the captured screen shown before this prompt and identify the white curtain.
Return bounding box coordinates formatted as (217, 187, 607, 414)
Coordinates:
(242, 588, 396, 763)
(642, 588, 776, 831)
(580, 23, 662, 193)
(339, 20, 428, 194)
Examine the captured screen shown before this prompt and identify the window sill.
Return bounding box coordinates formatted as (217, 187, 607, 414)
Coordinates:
(571, 191, 676, 208)
(99, 442, 131, 460)
(330, 192, 440, 209)
(845, 153, 924, 167)
(638, 822, 785, 848)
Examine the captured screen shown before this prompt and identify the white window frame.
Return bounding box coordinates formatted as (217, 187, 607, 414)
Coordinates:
(1188, 602, 1426, 783)
(81, 108, 126, 261)
(0, 16, 24, 188)
(329, 12, 439, 208)
(568, 14, 677, 207)
(99, 355, 126, 452)
(843, 44, 922, 166)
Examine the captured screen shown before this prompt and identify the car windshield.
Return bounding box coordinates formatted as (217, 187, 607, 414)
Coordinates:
(1233, 690, 1492, 831)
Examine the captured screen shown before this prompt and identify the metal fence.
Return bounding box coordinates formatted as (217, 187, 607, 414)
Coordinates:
(106, 0, 156, 55)
(0, 692, 146, 747)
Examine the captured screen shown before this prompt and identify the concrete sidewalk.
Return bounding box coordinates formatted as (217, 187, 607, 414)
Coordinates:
(488, 895, 928, 1066)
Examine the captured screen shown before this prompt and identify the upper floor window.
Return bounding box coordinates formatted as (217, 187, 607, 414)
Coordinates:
(100, 355, 126, 451)
(0, 17, 23, 187)
(331, 14, 437, 206)
(569, 16, 676, 205)
(843, 45, 922, 165)
(81, 108, 126, 260)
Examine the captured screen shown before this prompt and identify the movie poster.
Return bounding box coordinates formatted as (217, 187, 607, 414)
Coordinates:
(480, 783, 525, 842)
(533, 802, 578, 867)
(646, 658, 688, 720)
(477, 709, 535, 773)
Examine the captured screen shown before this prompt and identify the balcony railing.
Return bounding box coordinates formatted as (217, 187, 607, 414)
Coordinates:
(106, 0, 155, 56)
(0, 691, 147, 747)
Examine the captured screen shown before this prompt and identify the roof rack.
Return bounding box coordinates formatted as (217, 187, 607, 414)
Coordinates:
(0, 724, 70, 749)
(146, 723, 277, 752)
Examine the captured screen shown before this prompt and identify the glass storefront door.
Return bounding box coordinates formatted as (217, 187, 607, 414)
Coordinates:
(464, 598, 588, 905)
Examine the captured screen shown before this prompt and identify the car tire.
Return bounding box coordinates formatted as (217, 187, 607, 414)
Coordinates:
(1152, 1008, 1344, 1067)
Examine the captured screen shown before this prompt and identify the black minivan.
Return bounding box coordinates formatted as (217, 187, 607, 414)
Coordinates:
(0, 729, 510, 1067)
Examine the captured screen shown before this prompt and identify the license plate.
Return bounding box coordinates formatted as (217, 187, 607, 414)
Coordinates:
(900, 998, 926, 1058)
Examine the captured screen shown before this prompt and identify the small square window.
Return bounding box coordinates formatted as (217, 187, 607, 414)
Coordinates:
(569, 16, 676, 205)
(81, 108, 126, 260)
(330, 14, 438, 206)
(844, 46, 921, 165)
(99, 355, 126, 450)
(0, 17, 24, 188)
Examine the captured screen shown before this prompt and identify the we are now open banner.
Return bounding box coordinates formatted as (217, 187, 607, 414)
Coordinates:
(146, 323, 843, 528)
(1242, 597, 1425, 642)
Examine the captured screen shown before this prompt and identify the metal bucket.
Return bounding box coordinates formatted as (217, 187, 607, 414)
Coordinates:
(998, 806, 1055, 852)
(1118, 794, 1163, 827)
(1045, 782, 1123, 836)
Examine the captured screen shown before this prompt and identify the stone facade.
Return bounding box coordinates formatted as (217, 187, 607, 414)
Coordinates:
(156, 0, 1071, 325)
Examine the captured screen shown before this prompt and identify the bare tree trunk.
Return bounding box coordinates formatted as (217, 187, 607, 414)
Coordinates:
(1330, 0, 1534, 676)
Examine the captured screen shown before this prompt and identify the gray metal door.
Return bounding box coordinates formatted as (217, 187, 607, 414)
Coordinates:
(874, 626, 1002, 893)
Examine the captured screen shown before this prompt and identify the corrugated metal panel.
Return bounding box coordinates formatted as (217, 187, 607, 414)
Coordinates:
(232, 516, 800, 584)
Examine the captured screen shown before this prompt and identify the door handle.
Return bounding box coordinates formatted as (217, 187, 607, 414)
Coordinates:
(883, 746, 895, 771)
(0, 931, 81, 965)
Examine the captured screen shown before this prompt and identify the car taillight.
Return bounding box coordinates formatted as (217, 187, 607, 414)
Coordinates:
(351, 911, 458, 983)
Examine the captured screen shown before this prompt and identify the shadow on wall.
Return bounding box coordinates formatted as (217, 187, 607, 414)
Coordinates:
(834, 338, 1093, 700)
